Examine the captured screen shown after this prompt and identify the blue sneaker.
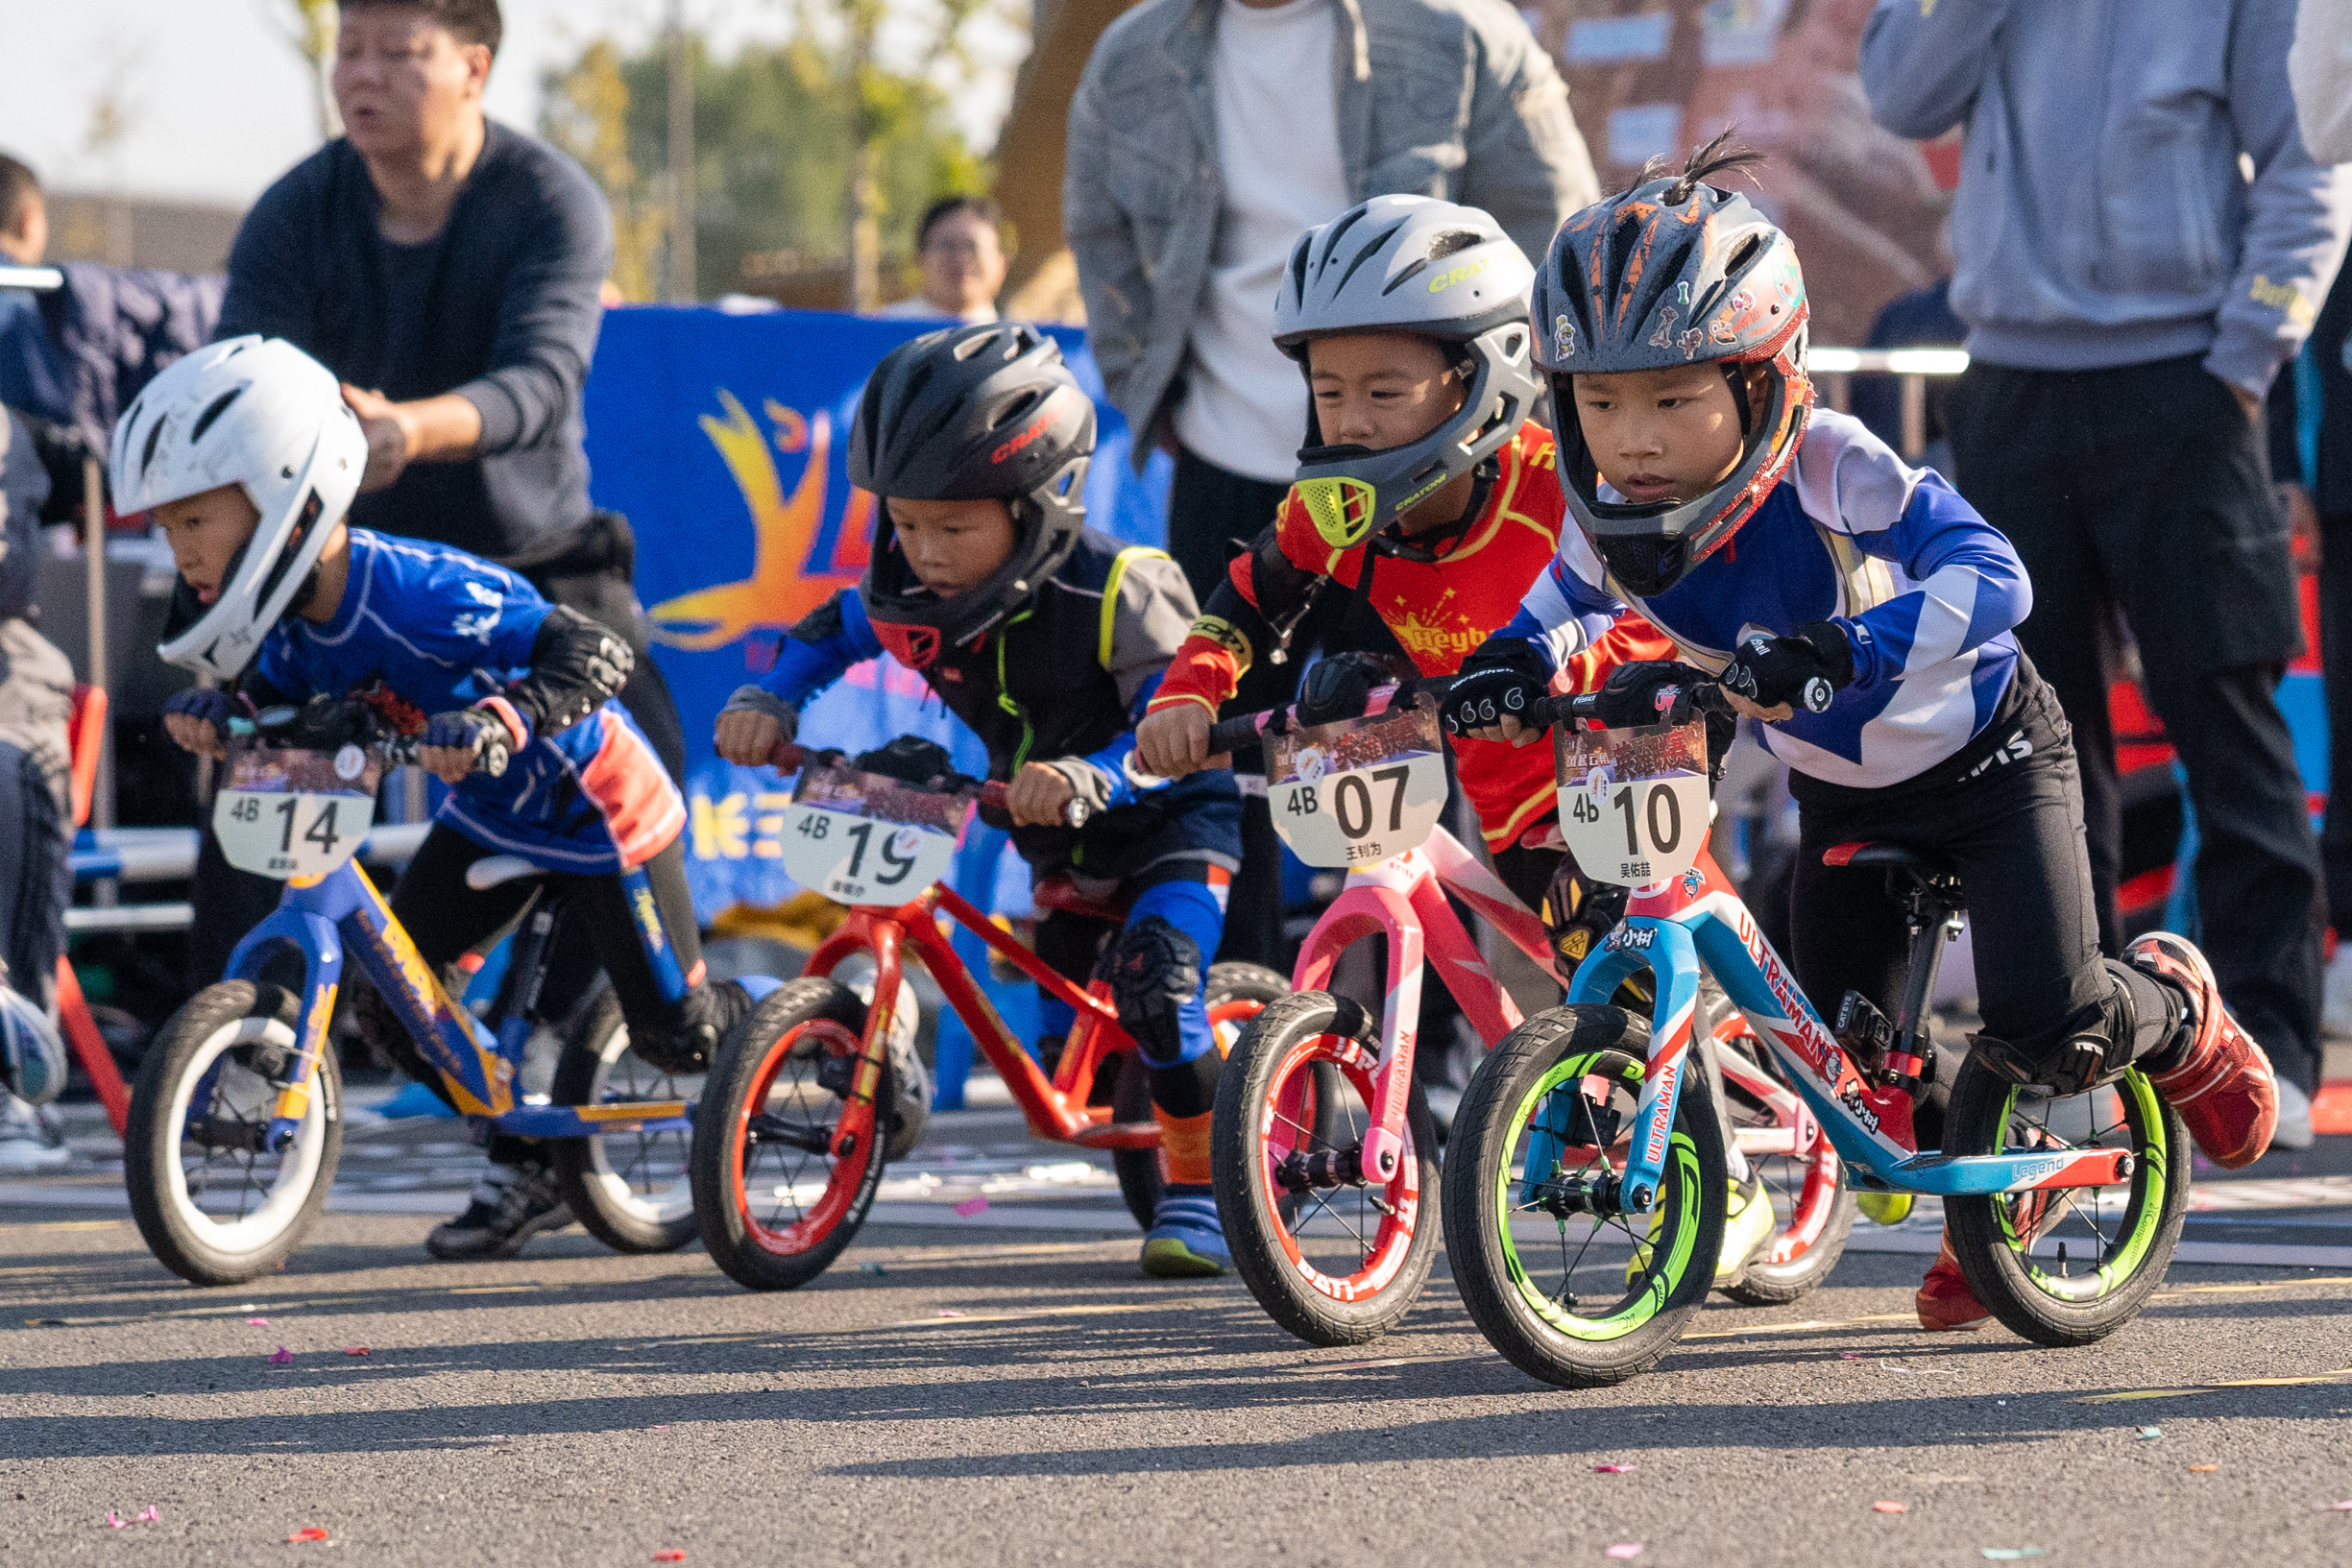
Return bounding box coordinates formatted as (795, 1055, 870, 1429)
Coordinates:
(1140, 1184, 1229, 1278)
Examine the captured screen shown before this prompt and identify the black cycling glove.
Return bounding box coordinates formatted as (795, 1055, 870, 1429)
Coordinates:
(1720, 621, 1855, 714)
(1297, 651, 1396, 727)
(1589, 660, 1715, 729)
(1443, 641, 1551, 738)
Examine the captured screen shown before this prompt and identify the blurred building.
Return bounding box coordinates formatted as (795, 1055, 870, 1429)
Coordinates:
(41, 190, 244, 276)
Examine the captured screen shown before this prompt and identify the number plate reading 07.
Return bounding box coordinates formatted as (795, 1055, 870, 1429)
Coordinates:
(213, 741, 383, 880)
(1266, 700, 1448, 870)
(782, 760, 971, 905)
(1554, 717, 1712, 889)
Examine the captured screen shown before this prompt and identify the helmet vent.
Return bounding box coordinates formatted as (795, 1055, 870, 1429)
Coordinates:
(189, 386, 244, 446)
(1317, 204, 1373, 272)
(1381, 257, 1429, 295)
(1425, 229, 1484, 260)
(137, 415, 166, 481)
(1725, 234, 1763, 277)
(1332, 224, 1405, 299)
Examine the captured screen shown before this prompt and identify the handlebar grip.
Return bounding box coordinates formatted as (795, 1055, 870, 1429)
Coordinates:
(767, 739, 806, 772)
(976, 779, 1086, 830)
(1205, 714, 1263, 757)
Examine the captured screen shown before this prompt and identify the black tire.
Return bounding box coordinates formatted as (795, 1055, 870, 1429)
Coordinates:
(1713, 1025, 1857, 1306)
(1110, 960, 1290, 1231)
(1442, 1004, 1728, 1388)
(548, 988, 700, 1254)
(125, 982, 339, 1286)
(689, 978, 889, 1291)
(1212, 989, 1443, 1346)
(1944, 1054, 2188, 1346)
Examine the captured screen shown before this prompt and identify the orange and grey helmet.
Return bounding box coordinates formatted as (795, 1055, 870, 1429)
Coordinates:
(1535, 135, 1813, 598)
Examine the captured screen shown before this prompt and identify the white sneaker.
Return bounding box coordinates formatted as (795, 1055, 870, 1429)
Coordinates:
(2322, 949, 2352, 1041)
(2272, 1079, 2316, 1152)
(0, 1092, 68, 1172)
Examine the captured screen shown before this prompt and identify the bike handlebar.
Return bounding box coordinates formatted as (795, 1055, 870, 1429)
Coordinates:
(764, 739, 1087, 829)
(1204, 675, 1442, 760)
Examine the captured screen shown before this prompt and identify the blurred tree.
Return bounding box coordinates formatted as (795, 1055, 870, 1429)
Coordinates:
(267, 0, 343, 140)
(542, 40, 667, 302)
(542, 23, 992, 304)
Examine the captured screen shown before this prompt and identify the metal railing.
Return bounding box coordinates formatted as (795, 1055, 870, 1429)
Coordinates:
(1808, 347, 1970, 462)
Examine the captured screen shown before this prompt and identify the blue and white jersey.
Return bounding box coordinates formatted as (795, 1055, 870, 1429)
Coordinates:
(1498, 411, 2029, 788)
(252, 530, 684, 872)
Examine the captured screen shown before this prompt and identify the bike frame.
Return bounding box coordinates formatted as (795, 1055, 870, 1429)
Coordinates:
(224, 858, 701, 1153)
(1561, 852, 2135, 1212)
(802, 880, 1159, 1157)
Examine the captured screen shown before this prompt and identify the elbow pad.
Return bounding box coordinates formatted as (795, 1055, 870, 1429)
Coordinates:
(504, 605, 636, 739)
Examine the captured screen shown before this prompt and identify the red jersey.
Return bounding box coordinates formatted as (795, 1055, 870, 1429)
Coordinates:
(1152, 422, 1674, 848)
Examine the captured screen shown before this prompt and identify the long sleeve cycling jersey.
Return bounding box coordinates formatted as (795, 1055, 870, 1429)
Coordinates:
(1489, 410, 2030, 788)
(1152, 422, 1676, 847)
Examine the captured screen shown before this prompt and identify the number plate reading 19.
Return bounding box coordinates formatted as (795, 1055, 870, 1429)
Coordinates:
(781, 759, 970, 905)
(1554, 717, 1713, 889)
(1266, 701, 1448, 870)
(212, 741, 382, 880)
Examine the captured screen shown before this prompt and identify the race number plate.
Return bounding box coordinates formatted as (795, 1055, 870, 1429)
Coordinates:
(213, 741, 383, 880)
(1265, 699, 1448, 870)
(782, 760, 972, 905)
(1554, 717, 1712, 889)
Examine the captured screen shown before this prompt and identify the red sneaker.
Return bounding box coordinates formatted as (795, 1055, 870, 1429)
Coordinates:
(1916, 1232, 1991, 1332)
(2124, 931, 2279, 1170)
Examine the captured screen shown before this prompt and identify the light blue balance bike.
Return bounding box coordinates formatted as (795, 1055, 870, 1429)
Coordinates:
(123, 698, 767, 1285)
(1441, 685, 2189, 1387)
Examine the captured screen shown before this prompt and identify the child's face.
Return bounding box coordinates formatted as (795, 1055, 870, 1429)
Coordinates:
(155, 483, 262, 606)
(1570, 366, 1752, 506)
(1305, 332, 1465, 453)
(886, 496, 1017, 598)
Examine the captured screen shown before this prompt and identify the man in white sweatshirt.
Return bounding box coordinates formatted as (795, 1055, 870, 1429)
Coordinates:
(2295, 0, 2352, 166)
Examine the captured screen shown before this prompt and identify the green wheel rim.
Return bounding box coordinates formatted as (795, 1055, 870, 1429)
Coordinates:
(1996, 1068, 2168, 1303)
(1493, 1049, 1705, 1342)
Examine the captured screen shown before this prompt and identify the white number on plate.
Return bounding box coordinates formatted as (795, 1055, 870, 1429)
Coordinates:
(213, 791, 367, 880)
(1272, 751, 1448, 869)
(779, 804, 955, 905)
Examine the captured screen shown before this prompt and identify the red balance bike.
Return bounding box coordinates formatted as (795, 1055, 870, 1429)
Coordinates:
(688, 741, 1287, 1291)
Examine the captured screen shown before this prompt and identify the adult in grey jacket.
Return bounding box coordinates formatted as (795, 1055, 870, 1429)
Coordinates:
(1862, 0, 2352, 1143)
(1066, 0, 1595, 967)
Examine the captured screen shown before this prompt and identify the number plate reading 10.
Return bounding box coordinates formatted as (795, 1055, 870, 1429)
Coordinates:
(778, 806, 958, 905)
(1554, 717, 1713, 889)
(1267, 702, 1449, 870)
(215, 791, 371, 880)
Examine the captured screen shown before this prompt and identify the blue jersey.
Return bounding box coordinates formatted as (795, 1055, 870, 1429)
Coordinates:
(252, 530, 683, 872)
(1497, 411, 2030, 788)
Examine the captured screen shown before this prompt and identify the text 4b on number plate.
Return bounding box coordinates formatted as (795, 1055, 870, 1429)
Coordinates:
(779, 758, 970, 905)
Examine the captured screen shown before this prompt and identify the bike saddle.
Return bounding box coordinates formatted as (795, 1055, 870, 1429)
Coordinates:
(464, 855, 545, 892)
(1820, 841, 1957, 880)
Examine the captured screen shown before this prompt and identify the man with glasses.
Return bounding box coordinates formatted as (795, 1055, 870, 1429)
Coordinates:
(876, 197, 1007, 324)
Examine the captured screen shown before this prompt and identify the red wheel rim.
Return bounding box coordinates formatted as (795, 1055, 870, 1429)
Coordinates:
(1251, 1033, 1420, 1303)
(727, 1017, 874, 1256)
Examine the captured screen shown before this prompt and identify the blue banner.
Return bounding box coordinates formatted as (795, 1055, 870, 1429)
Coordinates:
(581, 306, 1171, 918)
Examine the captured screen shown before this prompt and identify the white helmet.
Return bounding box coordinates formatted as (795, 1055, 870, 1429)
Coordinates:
(109, 336, 367, 681)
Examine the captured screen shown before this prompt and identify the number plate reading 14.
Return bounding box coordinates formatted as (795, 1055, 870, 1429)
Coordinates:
(782, 759, 970, 905)
(1554, 717, 1712, 889)
(1267, 701, 1448, 870)
(213, 741, 382, 880)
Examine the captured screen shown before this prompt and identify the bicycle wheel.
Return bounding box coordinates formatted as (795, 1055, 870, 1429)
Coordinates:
(690, 977, 888, 1291)
(1442, 1003, 1727, 1388)
(1213, 989, 1442, 1346)
(549, 988, 700, 1254)
(1713, 1018, 1855, 1306)
(1944, 1053, 2188, 1346)
(1111, 961, 1289, 1231)
(124, 982, 340, 1286)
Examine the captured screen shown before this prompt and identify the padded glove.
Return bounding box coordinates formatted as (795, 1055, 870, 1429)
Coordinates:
(1297, 651, 1397, 727)
(1589, 660, 1716, 729)
(1720, 622, 1854, 714)
(1443, 643, 1550, 737)
(164, 686, 233, 731)
(423, 706, 521, 778)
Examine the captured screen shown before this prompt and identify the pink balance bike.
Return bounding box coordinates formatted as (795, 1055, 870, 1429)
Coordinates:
(1206, 677, 1855, 1346)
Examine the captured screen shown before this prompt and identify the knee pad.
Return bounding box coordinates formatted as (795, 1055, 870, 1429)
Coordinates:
(1969, 977, 2136, 1098)
(1103, 915, 1205, 1069)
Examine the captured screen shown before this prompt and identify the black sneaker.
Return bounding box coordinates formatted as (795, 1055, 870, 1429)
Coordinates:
(425, 1164, 573, 1260)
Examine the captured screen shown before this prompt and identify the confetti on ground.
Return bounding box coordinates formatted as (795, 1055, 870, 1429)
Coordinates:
(936, 1310, 968, 1318)
(2137, 1426, 2162, 1439)
(1605, 1546, 1643, 1560)
(861, 1262, 887, 1275)
(655, 1554, 687, 1563)
(2316, 1501, 2352, 1512)
(106, 1512, 125, 1529)
(1593, 1464, 1637, 1474)
(269, 1347, 294, 1366)
(650, 1424, 671, 1431)
(953, 1196, 988, 1218)
(1873, 1502, 1907, 1514)
(287, 1528, 331, 1544)
(246, 1316, 270, 1326)
(343, 1347, 369, 1357)
(25, 1317, 63, 1326)
(2188, 1465, 2219, 1473)
(1838, 1352, 1866, 1360)
(1980, 1551, 2049, 1561)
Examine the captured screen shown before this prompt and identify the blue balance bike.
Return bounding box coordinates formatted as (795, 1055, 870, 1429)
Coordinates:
(1441, 684, 2189, 1387)
(124, 698, 759, 1285)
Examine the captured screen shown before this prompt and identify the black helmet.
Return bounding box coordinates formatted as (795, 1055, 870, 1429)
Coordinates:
(848, 322, 1095, 669)
(1535, 133, 1813, 598)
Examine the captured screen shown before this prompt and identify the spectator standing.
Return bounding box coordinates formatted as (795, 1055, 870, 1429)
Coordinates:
(1065, 0, 1598, 963)
(206, 0, 685, 985)
(875, 197, 1006, 323)
(0, 156, 46, 270)
(2294, 0, 2352, 165)
(1862, 0, 2352, 1146)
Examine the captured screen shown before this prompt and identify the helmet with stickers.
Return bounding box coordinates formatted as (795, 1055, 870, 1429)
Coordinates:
(1533, 132, 1813, 598)
(1273, 195, 1540, 559)
(847, 322, 1093, 670)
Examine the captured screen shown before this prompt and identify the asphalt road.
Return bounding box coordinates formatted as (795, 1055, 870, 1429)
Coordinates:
(8, 1097, 2352, 1568)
